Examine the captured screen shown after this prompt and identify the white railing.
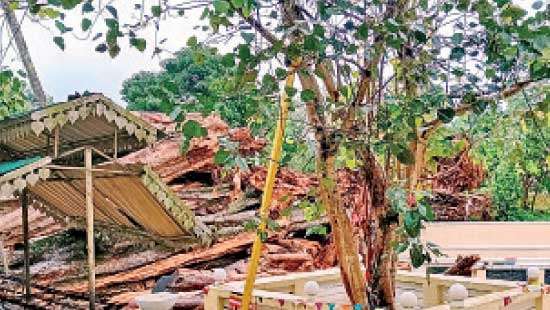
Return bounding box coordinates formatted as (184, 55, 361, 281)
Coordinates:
(204, 268, 550, 309)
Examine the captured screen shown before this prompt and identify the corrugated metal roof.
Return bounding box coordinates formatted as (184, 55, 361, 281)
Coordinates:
(0, 157, 211, 242)
(0, 94, 164, 161)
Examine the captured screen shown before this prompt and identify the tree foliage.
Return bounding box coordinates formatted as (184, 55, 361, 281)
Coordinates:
(469, 87, 549, 219)
(121, 44, 277, 130)
(0, 70, 30, 120)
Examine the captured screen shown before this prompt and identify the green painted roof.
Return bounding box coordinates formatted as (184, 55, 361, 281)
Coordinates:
(0, 156, 41, 175)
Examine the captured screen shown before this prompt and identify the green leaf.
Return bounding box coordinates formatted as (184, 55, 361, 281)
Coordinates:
(306, 225, 328, 236)
(451, 33, 463, 45)
(312, 24, 325, 37)
(300, 89, 316, 102)
(151, 5, 161, 17)
(420, 0, 428, 9)
(285, 86, 297, 97)
(387, 186, 407, 212)
(485, 67, 496, 79)
(221, 53, 235, 67)
(261, 74, 277, 93)
(182, 120, 208, 138)
(304, 35, 320, 52)
(187, 36, 198, 47)
(39, 7, 61, 18)
(105, 18, 119, 30)
(61, 0, 81, 10)
(450, 47, 465, 61)
(437, 108, 455, 123)
(243, 219, 259, 231)
(213, 0, 230, 14)
(130, 38, 147, 52)
(241, 32, 255, 44)
(532, 1, 543, 10)
(106, 5, 117, 19)
(410, 243, 426, 268)
(473, 100, 488, 114)
(500, 4, 527, 21)
(395, 147, 415, 165)
(237, 44, 252, 61)
(231, 0, 244, 8)
(108, 44, 120, 58)
(419, 202, 435, 221)
(356, 23, 368, 40)
(81, 18, 92, 31)
(53, 36, 65, 50)
(395, 241, 409, 254)
(55, 20, 69, 33)
(95, 43, 107, 53)
(413, 30, 427, 44)
(404, 210, 421, 238)
(82, 1, 94, 13)
(241, 0, 253, 17)
(275, 68, 287, 80)
(214, 149, 231, 165)
(267, 218, 280, 231)
(258, 230, 268, 242)
(180, 137, 191, 153)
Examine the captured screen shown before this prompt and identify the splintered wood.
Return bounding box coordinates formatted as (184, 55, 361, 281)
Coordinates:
(445, 255, 481, 277)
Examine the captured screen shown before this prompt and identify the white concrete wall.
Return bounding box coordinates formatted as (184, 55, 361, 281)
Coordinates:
(421, 222, 550, 260)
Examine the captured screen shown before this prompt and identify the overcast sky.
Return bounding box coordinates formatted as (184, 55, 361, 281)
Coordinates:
(4, 0, 535, 106)
(6, 1, 210, 105)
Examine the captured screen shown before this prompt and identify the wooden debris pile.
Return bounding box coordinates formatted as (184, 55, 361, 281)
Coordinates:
(430, 150, 491, 221)
(432, 150, 485, 193)
(0, 113, 338, 309)
(428, 192, 491, 221)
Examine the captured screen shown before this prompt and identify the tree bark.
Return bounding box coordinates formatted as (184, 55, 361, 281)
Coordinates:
(319, 150, 367, 305)
(2, 1, 48, 107)
(361, 149, 397, 309)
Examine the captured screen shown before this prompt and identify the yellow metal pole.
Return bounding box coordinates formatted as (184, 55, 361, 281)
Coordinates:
(241, 70, 296, 310)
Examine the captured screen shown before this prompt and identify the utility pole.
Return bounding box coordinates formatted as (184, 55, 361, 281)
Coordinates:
(2, 0, 48, 107)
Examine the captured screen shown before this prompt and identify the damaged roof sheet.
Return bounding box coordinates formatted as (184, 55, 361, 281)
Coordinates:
(0, 156, 208, 241)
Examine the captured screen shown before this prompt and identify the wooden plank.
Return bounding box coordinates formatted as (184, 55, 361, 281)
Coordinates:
(21, 188, 31, 303)
(113, 127, 118, 159)
(0, 238, 8, 275)
(53, 127, 59, 158)
(61, 233, 255, 294)
(85, 147, 96, 310)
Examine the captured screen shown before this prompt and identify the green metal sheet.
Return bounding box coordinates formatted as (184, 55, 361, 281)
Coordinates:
(0, 156, 41, 175)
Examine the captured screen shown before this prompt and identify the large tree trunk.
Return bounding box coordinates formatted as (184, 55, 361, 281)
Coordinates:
(319, 143, 367, 305)
(297, 69, 367, 305)
(2, 1, 48, 106)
